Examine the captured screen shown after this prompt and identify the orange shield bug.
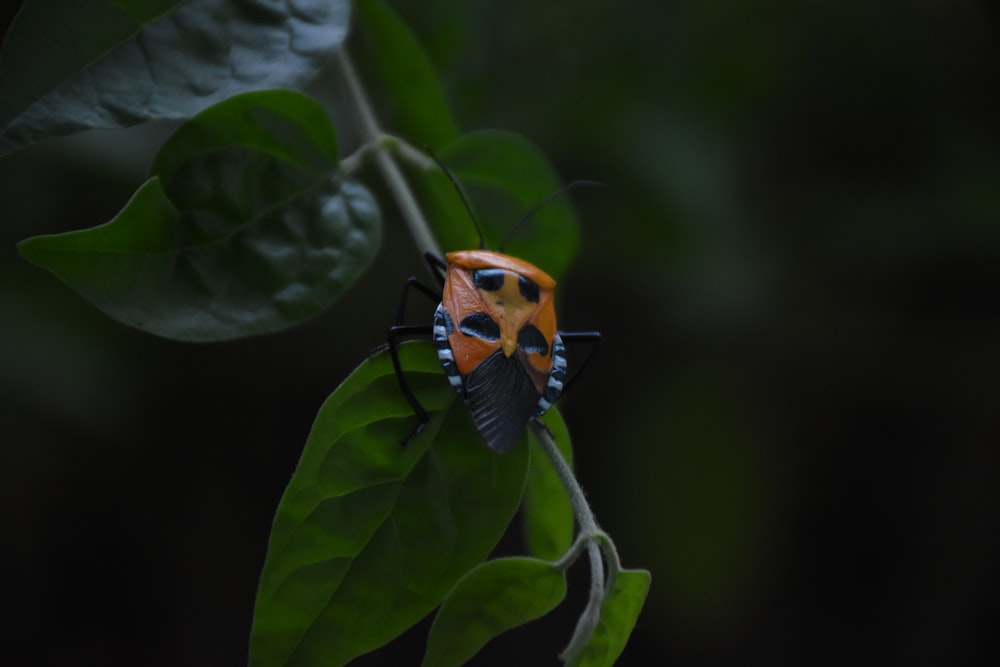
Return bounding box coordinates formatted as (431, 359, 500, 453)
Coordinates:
(387, 168, 600, 452)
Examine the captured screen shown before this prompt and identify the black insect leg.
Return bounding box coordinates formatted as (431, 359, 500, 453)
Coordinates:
(395, 277, 439, 325)
(424, 252, 447, 287)
(531, 331, 600, 438)
(387, 272, 443, 444)
(557, 330, 601, 396)
(387, 323, 435, 444)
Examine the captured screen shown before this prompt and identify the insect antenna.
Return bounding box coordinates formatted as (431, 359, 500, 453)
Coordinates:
(415, 144, 488, 250)
(498, 179, 604, 252)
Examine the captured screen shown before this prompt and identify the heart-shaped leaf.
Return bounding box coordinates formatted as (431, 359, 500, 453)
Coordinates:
(19, 89, 379, 341)
(0, 0, 351, 155)
(423, 557, 567, 667)
(249, 342, 530, 667)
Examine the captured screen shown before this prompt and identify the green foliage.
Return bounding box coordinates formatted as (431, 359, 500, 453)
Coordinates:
(0, 0, 350, 156)
(250, 343, 529, 665)
(573, 569, 652, 667)
(2, 1, 648, 665)
(423, 557, 567, 667)
(19, 90, 379, 341)
(353, 0, 460, 148)
(396, 129, 581, 279)
(434, 130, 581, 279)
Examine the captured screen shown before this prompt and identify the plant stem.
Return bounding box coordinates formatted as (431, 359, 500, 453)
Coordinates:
(530, 421, 606, 662)
(334, 48, 442, 259)
(530, 422, 600, 537)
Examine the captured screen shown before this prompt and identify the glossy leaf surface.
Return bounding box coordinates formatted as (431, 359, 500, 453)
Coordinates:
(250, 342, 530, 666)
(19, 90, 379, 341)
(423, 557, 567, 667)
(574, 569, 652, 667)
(0, 0, 350, 155)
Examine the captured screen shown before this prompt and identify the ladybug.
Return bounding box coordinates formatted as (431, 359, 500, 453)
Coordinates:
(387, 180, 600, 452)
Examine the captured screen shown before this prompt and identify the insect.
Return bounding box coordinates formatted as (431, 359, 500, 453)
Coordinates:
(387, 166, 600, 452)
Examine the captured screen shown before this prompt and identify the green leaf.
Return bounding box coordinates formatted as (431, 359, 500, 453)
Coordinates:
(574, 569, 651, 667)
(423, 557, 567, 667)
(523, 414, 575, 560)
(353, 0, 460, 149)
(0, 0, 351, 155)
(413, 129, 582, 281)
(249, 342, 530, 667)
(19, 90, 379, 342)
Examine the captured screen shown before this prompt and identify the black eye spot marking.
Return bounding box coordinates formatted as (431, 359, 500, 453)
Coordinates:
(473, 269, 505, 292)
(518, 275, 540, 303)
(517, 324, 549, 355)
(460, 312, 500, 340)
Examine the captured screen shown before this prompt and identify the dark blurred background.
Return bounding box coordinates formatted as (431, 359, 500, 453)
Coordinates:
(2, 0, 999, 665)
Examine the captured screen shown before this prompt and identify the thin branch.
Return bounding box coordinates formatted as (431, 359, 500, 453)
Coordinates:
(530, 421, 600, 537)
(334, 48, 442, 259)
(530, 421, 606, 663)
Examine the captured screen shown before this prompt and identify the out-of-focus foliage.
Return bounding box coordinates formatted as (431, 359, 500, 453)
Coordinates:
(0, 0, 350, 155)
(3, 0, 998, 665)
(19, 90, 380, 341)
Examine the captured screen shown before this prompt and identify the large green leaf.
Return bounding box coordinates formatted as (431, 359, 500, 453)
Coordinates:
(0, 0, 350, 156)
(422, 557, 567, 667)
(19, 90, 379, 342)
(353, 0, 459, 149)
(523, 416, 574, 560)
(249, 342, 530, 667)
(409, 130, 582, 281)
(573, 569, 651, 667)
